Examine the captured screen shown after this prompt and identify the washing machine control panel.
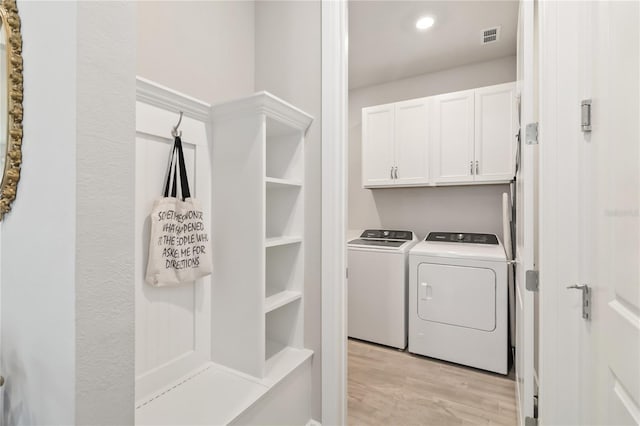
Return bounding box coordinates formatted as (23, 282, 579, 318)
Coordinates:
(360, 229, 413, 240)
(426, 232, 499, 245)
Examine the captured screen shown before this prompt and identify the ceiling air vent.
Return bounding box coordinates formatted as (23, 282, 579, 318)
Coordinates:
(482, 27, 501, 44)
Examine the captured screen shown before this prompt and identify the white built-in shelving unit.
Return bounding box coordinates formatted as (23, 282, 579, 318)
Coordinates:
(211, 91, 313, 381)
(135, 81, 314, 425)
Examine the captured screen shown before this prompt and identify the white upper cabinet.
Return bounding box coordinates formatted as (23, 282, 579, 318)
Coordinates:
(474, 83, 516, 182)
(361, 82, 516, 188)
(361, 104, 395, 186)
(394, 98, 430, 185)
(431, 90, 475, 184)
(362, 99, 430, 187)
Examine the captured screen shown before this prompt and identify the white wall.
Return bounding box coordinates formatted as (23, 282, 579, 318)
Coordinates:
(75, 2, 136, 424)
(349, 56, 516, 239)
(1, 2, 136, 425)
(255, 1, 322, 420)
(137, 1, 255, 103)
(1, 3, 77, 424)
(2, 2, 256, 424)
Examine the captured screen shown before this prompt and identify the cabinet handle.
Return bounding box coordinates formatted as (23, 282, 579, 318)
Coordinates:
(394, 166, 398, 179)
(390, 166, 393, 179)
(476, 161, 479, 175)
(470, 161, 474, 175)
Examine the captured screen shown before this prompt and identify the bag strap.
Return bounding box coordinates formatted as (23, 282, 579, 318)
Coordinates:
(175, 136, 191, 200)
(163, 144, 178, 198)
(162, 136, 192, 201)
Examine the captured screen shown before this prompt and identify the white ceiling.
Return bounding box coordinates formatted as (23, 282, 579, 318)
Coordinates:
(349, 0, 519, 89)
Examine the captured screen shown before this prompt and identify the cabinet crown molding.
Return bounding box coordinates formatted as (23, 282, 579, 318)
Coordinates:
(210, 91, 313, 133)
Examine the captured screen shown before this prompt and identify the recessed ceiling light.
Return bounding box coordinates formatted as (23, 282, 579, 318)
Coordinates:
(416, 16, 435, 31)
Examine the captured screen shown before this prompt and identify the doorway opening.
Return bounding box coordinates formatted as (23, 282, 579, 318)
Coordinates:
(342, 1, 526, 424)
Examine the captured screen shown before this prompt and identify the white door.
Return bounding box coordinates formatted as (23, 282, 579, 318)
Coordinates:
(431, 90, 475, 184)
(474, 83, 517, 183)
(584, 3, 640, 424)
(515, 1, 536, 424)
(361, 104, 395, 187)
(394, 98, 429, 186)
(539, 1, 640, 425)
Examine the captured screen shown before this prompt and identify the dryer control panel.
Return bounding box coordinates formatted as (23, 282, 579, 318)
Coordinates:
(426, 232, 499, 245)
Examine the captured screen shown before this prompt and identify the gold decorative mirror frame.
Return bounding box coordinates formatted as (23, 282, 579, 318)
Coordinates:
(0, 0, 22, 220)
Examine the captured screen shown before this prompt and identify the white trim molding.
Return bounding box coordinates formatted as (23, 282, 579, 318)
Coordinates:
(210, 91, 313, 132)
(136, 76, 211, 122)
(321, 0, 348, 425)
(537, 1, 561, 424)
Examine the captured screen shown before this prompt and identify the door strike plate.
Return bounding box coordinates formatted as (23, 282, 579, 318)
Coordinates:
(582, 286, 591, 319)
(581, 99, 592, 132)
(566, 284, 591, 320)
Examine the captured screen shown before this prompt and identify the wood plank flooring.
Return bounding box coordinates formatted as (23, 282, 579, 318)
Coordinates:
(348, 339, 518, 426)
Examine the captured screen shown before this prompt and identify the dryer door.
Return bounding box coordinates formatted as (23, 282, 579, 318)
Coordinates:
(417, 262, 496, 331)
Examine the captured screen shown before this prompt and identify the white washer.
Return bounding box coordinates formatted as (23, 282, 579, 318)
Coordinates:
(409, 232, 508, 374)
(348, 229, 418, 349)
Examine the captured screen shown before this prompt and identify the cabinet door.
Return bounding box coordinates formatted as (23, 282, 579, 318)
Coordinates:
(474, 82, 516, 182)
(431, 90, 475, 183)
(394, 98, 430, 185)
(362, 104, 395, 187)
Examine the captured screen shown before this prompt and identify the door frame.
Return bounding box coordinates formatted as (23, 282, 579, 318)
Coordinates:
(537, 0, 558, 420)
(321, 0, 348, 424)
(537, 1, 574, 424)
(514, 1, 538, 424)
(319, 1, 541, 424)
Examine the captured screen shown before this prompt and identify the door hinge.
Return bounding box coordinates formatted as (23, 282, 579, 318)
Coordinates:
(526, 270, 539, 292)
(525, 394, 540, 426)
(525, 122, 538, 145)
(581, 99, 592, 132)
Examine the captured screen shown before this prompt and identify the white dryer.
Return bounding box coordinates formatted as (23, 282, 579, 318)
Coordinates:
(409, 232, 508, 374)
(348, 229, 418, 349)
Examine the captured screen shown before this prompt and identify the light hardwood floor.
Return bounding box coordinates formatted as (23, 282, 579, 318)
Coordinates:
(348, 339, 518, 426)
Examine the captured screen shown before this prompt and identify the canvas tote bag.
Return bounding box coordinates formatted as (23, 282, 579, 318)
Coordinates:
(145, 136, 212, 286)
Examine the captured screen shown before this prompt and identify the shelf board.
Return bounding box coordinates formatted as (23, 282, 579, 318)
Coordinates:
(135, 349, 314, 425)
(265, 291, 302, 314)
(265, 236, 302, 248)
(264, 343, 313, 387)
(135, 363, 268, 426)
(265, 177, 302, 189)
